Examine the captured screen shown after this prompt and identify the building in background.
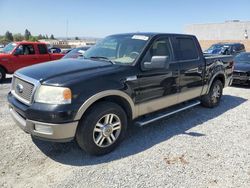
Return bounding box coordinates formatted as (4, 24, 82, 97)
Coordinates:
(38, 39, 97, 49)
(185, 20, 250, 51)
(185, 20, 250, 40)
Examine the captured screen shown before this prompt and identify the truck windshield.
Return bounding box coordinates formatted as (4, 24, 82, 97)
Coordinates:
(84, 34, 149, 65)
(1, 43, 17, 54)
(204, 44, 226, 54)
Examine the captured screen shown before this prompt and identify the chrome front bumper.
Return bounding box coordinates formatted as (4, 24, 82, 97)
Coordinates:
(9, 106, 78, 142)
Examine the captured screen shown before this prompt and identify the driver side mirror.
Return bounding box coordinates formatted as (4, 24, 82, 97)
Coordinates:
(143, 56, 169, 69)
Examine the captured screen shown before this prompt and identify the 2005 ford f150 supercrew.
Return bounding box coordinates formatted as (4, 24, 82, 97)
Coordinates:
(8, 33, 234, 155)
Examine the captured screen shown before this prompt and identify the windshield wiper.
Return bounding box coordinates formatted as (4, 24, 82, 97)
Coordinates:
(89, 56, 115, 64)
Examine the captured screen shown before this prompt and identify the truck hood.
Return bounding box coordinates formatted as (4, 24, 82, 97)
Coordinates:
(0, 53, 10, 60)
(234, 62, 250, 72)
(16, 58, 114, 83)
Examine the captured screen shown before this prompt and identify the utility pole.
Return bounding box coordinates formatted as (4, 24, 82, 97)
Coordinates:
(66, 20, 69, 40)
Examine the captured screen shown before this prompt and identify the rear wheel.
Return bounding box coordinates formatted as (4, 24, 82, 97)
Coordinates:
(201, 80, 223, 108)
(76, 102, 127, 155)
(0, 67, 6, 83)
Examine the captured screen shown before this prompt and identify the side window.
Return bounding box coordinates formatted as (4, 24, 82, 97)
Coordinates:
(15, 44, 35, 55)
(240, 44, 245, 51)
(38, 44, 48, 54)
(235, 44, 241, 51)
(232, 45, 237, 52)
(174, 38, 199, 61)
(143, 37, 172, 63)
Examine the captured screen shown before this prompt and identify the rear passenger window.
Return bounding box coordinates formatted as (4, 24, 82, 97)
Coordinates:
(240, 44, 245, 51)
(38, 44, 48, 54)
(174, 38, 199, 61)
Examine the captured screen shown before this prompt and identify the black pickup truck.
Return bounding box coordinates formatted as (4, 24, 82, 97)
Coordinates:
(8, 33, 234, 155)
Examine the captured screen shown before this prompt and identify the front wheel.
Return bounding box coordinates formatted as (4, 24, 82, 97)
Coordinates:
(76, 102, 127, 155)
(201, 80, 223, 108)
(0, 67, 6, 83)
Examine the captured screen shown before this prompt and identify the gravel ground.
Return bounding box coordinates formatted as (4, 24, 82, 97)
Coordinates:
(0, 76, 250, 188)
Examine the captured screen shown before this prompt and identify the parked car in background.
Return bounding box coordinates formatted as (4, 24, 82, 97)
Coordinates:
(48, 47, 61, 53)
(0, 44, 4, 53)
(62, 46, 91, 59)
(61, 48, 73, 54)
(0, 42, 64, 82)
(204, 43, 245, 56)
(8, 33, 234, 155)
(232, 52, 250, 85)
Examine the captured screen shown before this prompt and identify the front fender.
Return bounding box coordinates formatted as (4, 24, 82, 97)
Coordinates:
(74, 90, 136, 121)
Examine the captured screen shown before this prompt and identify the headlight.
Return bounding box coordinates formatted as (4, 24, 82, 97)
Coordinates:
(35, 85, 72, 104)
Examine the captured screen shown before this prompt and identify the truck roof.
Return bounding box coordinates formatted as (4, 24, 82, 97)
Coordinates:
(215, 42, 244, 46)
(14, 41, 47, 45)
(110, 32, 196, 38)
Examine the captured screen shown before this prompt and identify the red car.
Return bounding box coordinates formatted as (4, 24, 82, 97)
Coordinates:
(0, 42, 64, 82)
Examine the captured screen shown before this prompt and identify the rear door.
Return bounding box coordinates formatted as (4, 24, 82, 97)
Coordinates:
(136, 35, 179, 116)
(172, 36, 205, 103)
(36, 44, 51, 63)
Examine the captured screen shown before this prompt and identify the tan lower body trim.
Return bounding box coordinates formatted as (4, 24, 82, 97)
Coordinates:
(135, 94, 178, 117)
(135, 87, 202, 117)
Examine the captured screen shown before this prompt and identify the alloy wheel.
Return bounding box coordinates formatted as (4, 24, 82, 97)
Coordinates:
(212, 84, 221, 103)
(93, 113, 122, 148)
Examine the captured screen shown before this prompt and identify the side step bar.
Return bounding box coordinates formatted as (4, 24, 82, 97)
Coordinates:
(135, 100, 201, 127)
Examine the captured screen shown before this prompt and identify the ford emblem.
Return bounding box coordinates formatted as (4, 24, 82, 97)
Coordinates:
(16, 84, 24, 93)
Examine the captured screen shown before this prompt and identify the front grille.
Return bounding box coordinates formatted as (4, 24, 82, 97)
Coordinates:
(12, 76, 35, 104)
(233, 71, 247, 77)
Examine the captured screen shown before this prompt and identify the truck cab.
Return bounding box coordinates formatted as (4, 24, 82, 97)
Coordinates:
(0, 42, 64, 82)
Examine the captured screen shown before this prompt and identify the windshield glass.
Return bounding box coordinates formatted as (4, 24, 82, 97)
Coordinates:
(63, 47, 90, 59)
(204, 44, 227, 54)
(1, 43, 17, 54)
(84, 34, 149, 65)
(234, 53, 250, 63)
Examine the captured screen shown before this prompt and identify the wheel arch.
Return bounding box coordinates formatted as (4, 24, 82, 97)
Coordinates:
(74, 90, 136, 122)
(205, 72, 226, 94)
(0, 65, 8, 74)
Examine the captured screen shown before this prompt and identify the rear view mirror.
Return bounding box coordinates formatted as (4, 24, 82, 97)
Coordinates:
(143, 56, 169, 69)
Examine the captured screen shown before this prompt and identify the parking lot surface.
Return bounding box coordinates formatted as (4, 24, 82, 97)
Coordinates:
(0, 76, 250, 188)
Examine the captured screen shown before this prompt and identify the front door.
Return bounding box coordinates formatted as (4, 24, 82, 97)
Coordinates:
(12, 44, 38, 71)
(136, 36, 179, 116)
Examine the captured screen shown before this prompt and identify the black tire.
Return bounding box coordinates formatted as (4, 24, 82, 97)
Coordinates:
(0, 67, 6, 83)
(76, 102, 128, 156)
(201, 79, 223, 108)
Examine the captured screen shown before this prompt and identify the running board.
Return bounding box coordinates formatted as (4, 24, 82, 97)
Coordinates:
(135, 100, 201, 127)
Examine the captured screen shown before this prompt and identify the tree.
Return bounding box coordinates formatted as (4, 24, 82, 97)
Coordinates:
(29, 36, 38, 42)
(5, 31, 14, 42)
(37, 34, 43, 40)
(13, 33, 24, 41)
(50, 34, 55, 40)
(45, 34, 48, 39)
(75, 36, 79, 40)
(24, 29, 31, 40)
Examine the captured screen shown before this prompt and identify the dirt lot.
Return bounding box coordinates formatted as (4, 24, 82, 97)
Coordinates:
(0, 76, 250, 188)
